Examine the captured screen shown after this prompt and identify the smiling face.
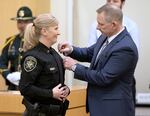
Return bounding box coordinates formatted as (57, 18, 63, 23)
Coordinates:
(46, 25, 60, 45)
(33, 14, 60, 46)
(40, 23, 60, 46)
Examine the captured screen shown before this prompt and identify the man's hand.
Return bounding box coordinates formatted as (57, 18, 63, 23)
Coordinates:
(58, 42, 73, 55)
(63, 57, 77, 71)
(6, 72, 21, 85)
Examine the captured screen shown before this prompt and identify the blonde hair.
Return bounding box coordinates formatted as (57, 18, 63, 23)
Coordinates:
(23, 13, 58, 52)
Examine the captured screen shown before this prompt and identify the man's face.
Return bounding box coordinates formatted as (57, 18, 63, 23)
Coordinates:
(17, 20, 32, 36)
(96, 12, 114, 37)
(106, 0, 124, 9)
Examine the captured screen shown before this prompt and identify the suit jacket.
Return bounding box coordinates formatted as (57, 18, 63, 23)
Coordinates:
(70, 28, 138, 116)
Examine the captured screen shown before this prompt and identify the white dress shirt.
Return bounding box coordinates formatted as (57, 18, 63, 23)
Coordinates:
(88, 15, 140, 50)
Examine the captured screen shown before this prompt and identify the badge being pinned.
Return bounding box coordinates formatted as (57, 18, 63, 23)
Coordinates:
(24, 56, 37, 72)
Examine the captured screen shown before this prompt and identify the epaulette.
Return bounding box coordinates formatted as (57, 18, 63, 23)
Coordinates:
(1, 35, 16, 50)
(0, 68, 9, 74)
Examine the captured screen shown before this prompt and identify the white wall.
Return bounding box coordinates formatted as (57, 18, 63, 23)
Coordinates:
(124, 0, 150, 93)
(51, 0, 150, 93)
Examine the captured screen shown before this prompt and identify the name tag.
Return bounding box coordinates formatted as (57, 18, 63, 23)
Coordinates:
(50, 67, 55, 71)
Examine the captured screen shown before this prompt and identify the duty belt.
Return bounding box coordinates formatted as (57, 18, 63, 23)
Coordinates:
(22, 98, 62, 115)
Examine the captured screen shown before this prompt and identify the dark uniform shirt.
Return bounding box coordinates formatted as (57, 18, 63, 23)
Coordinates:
(19, 42, 65, 105)
(0, 34, 23, 90)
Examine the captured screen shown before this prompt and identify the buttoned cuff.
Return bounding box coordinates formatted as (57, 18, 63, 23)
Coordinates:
(71, 64, 77, 72)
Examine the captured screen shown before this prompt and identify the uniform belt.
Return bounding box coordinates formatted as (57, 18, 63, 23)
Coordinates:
(39, 104, 61, 114)
(22, 98, 61, 115)
(22, 98, 39, 111)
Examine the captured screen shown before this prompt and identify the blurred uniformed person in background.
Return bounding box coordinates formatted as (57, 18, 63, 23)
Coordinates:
(0, 6, 35, 90)
(19, 13, 70, 116)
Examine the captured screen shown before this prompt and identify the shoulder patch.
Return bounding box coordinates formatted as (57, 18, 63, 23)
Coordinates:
(24, 56, 37, 72)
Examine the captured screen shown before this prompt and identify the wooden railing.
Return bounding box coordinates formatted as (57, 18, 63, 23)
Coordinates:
(0, 86, 89, 116)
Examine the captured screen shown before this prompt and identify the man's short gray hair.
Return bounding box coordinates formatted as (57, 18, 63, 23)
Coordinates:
(96, 4, 123, 23)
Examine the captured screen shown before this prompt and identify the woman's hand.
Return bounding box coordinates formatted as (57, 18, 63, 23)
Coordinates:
(52, 84, 65, 101)
(61, 85, 70, 98)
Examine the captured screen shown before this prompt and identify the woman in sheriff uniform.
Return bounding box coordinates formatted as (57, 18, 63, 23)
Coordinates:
(19, 14, 70, 116)
(0, 6, 35, 90)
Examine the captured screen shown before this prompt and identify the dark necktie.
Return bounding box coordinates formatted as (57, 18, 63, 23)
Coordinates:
(94, 39, 109, 66)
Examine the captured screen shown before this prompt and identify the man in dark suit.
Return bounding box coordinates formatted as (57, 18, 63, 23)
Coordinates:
(58, 4, 138, 116)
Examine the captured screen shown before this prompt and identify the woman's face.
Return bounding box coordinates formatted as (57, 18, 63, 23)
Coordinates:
(46, 25, 60, 44)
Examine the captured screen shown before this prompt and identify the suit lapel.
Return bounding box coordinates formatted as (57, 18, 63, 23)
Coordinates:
(90, 35, 107, 68)
(92, 28, 128, 68)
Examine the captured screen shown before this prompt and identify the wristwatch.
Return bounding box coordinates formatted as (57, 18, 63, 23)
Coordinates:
(71, 64, 77, 72)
